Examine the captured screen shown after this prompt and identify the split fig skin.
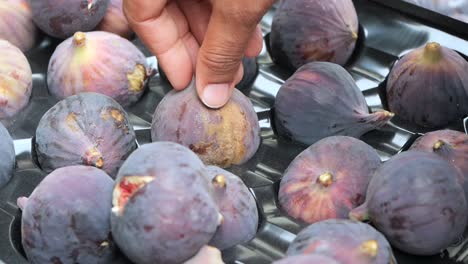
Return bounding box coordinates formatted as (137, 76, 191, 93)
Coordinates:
(21, 166, 117, 264)
(0, 0, 38, 52)
(279, 136, 381, 224)
(47, 31, 151, 107)
(0, 123, 15, 189)
(28, 0, 109, 39)
(274, 62, 393, 145)
(96, 0, 132, 39)
(206, 166, 259, 250)
(270, 0, 359, 69)
(273, 254, 341, 264)
(0, 40, 32, 121)
(35, 92, 137, 177)
(386, 42, 468, 128)
(287, 219, 396, 264)
(350, 151, 468, 256)
(111, 142, 221, 264)
(151, 84, 260, 168)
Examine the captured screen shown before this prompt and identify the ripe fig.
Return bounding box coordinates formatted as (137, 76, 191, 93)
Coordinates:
(28, 0, 109, 39)
(47, 31, 151, 107)
(111, 142, 221, 264)
(0, 40, 32, 121)
(0, 122, 15, 189)
(349, 151, 468, 255)
(151, 83, 260, 168)
(35, 92, 137, 177)
(270, 0, 359, 69)
(0, 0, 38, 52)
(206, 166, 259, 250)
(21, 166, 117, 264)
(273, 255, 341, 264)
(287, 219, 396, 264)
(386, 42, 468, 128)
(236, 57, 259, 95)
(96, 0, 132, 39)
(274, 62, 393, 145)
(279, 136, 381, 224)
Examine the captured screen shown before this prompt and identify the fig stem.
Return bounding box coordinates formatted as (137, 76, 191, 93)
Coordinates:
(317, 172, 333, 187)
(423, 42, 442, 63)
(352, 31, 358, 40)
(433, 140, 446, 151)
(73, 32, 87, 46)
(349, 205, 370, 222)
(212, 175, 227, 189)
(360, 240, 379, 257)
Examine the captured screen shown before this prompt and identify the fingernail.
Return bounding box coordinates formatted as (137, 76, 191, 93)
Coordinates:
(201, 83, 230, 108)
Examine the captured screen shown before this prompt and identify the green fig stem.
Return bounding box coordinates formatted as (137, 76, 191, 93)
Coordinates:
(423, 42, 442, 63)
(212, 175, 227, 189)
(351, 31, 358, 40)
(433, 140, 446, 151)
(73, 32, 86, 46)
(317, 172, 334, 187)
(360, 240, 379, 258)
(349, 205, 370, 222)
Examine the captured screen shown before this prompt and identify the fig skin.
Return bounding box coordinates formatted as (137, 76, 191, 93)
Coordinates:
(273, 254, 342, 264)
(111, 142, 221, 264)
(287, 219, 396, 264)
(274, 62, 393, 145)
(386, 42, 468, 128)
(47, 31, 151, 107)
(28, 0, 109, 39)
(206, 166, 259, 250)
(350, 151, 468, 256)
(0, 0, 38, 52)
(151, 83, 260, 168)
(96, 0, 133, 39)
(279, 136, 381, 224)
(21, 166, 117, 264)
(270, 0, 359, 69)
(0, 123, 15, 189)
(0, 40, 32, 121)
(35, 92, 137, 178)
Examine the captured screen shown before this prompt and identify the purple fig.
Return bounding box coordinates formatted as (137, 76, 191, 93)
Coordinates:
(274, 62, 393, 145)
(0, 39, 32, 121)
(279, 136, 381, 224)
(0, 122, 15, 189)
(236, 57, 259, 95)
(386, 42, 468, 128)
(151, 83, 260, 168)
(287, 219, 396, 264)
(35, 92, 137, 177)
(270, 0, 359, 69)
(0, 0, 38, 52)
(47, 31, 151, 107)
(28, 0, 109, 39)
(273, 255, 342, 264)
(350, 151, 467, 256)
(96, 0, 133, 39)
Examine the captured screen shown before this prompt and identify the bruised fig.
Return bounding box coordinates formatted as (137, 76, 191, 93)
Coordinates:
(386, 42, 468, 128)
(279, 136, 381, 224)
(151, 83, 260, 168)
(47, 31, 151, 107)
(274, 62, 393, 145)
(28, 0, 109, 39)
(96, 0, 132, 39)
(270, 0, 359, 69)
(0, 123, 15, 189)
(287, 219, 396, 264)
(35, 92, 137, 177)
(0, 0, 38, 52)
(350, 151, 467, 255)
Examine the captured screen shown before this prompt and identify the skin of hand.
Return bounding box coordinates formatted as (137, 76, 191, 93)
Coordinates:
(183, 246, 225, 264)
(123, 0, 274, 108)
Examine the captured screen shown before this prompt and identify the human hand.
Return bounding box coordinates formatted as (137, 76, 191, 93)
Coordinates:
(123, 0, 273, 108)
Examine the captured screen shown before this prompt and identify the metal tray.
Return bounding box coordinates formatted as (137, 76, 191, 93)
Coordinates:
(1, 0, 468, 263)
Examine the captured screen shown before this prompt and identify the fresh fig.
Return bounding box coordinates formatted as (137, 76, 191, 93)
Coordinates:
(273, 254, 342, 264)
(287, 219, 396, 264)
(274, 62, 393, 145)
(386, 42, 468, 128)
(47, 31, 151, 107)
(28, 0, 109, 39)
(236, 57, 259, 95)
(0, 40, 32, 121)
(151, 83, 260, 168)
(0, 122, 15, 189)
(0, 0, 38, 52)
(270, 0, 359, 69)
(35, 92, 137, 177)
(96, 0, 133, 39)
(279, 136, 381, 224)
(350, 151, 467, 255)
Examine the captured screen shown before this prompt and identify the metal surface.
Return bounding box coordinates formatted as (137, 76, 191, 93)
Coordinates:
(1, 0, 468, 263)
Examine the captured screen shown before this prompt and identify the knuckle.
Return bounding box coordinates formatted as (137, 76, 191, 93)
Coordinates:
(200, 48, 241, 75)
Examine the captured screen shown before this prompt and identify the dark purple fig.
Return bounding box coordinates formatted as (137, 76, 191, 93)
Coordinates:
(236, 57, 259, 95)
(0, 40, 32, 121)
(287, 219, 396, 264)
(35, 92, 137, 177)
(386, 42, 468, 128)
(28, 0, 109, 39)
(47, 31, 152, 107)
(274, 62, 393, 145)
(111, 142, 221, 264)
(279, 136, 381, 224)
(21, 165, 117, 264)
(151, 84, 260, 168)
(205, 166, 258, 250)
(0, 0, 38, 52)
(270, 0, 359, 69)
(0, 122, 15, 189)
(273, 255, 342, 264)
(349, 151, 467, 256)
(96, 0, 132, 39)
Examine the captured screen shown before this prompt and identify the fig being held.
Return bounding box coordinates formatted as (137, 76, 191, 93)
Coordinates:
(0, 0, 38, 52)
